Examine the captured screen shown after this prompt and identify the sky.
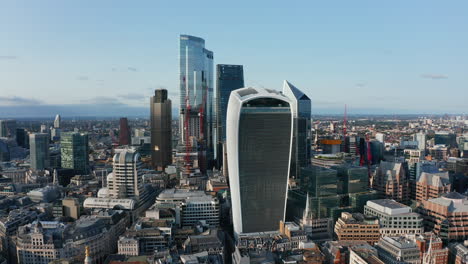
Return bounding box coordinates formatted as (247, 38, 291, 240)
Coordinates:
(0, 0, 467, 116)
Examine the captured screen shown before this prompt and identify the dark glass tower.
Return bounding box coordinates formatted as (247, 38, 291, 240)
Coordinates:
(282, 81, 311, 179)
(119, 117, 131, 145)
(16, 128, 27, 148)
(30, 133, 50, 170)
(227, 87, 293, 236)
(61, 132, 89, 174)
(150, 89, 172, 169)
(215, 64, 244, 167)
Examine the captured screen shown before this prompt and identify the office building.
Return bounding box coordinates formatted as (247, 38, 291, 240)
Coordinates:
(375, 236, 421, 264)
(371, 161, 410, 204)
(0, 120, 16, 138)
(375, 133, 385, 143)
(54, 114, 61, 128)
(179, 35, 214, 164)
(226, 87, 292, 236)
(215, 64, 244, 168)
(416, 171, 451, 202)
(334, 212, 380, 245)
(419, 192, 468, 241)
(119, 117, 131, 145)
(435, 132, 457, 148)
(282, 80, 311, 179)
(151, 189, 220, 227)
(107, 149, 144, 200)
(61, 132, 89, 174)
(416, 233, 449, 264)
(62, 197, 80, 220)
(364, 199, 423, 236)
(15, 128, 27, 148)
(150, 89, 172, 170)
(429, 145, 449, 161)
(29, 133, 50, 170)
(414, 132, 426, 151)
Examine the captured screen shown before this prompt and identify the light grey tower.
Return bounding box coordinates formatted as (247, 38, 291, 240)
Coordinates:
(54, 114, 61, 128)
(107, 149, 144, 200)
(227, 87, 293, 237)
(179, 35, 214, 167)
(282, 80, 311, 179)
(30, 133, 50, 170)
(150, 89, 172, 170)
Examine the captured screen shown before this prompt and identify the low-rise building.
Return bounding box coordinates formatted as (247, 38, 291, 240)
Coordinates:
(334, 212, 380, 245)
(418, 192, 468, 241)
(375, 236, 420, 264)
(364, 199, 424, 236)
(416, 171, 451, 202)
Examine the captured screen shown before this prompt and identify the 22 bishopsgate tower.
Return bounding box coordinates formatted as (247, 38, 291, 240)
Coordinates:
(227, 87, 293, 237)
(179, 35, 214, 167)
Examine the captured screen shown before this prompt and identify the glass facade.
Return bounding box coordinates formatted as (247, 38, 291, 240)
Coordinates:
(30, 133, 50, 170)
(237, 98, 291, 233)
(61, 132, 89, 174)
(179, 35, 214, 161)
(150, 89, 172, 169)
(282, 82, 311, 179)
(335, 165, 368, 194)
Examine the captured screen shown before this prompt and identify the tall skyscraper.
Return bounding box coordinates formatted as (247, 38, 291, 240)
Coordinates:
(16, 128, 27, 148)
(54, 114, 61, 128)
(61, 132, 89, 174)
(119, 117, 131, 145)
(179, 35, 214, 165)
(282, 81, 311, 179)
(0, 119, 16, 138)
(227, 87, 293, 236)
(215, 64, 244, 167)
(29, 133, 50, 170)
(107, 149, 144, 200)
(414, 132, 426, 151)
(150, 89, 172, 170)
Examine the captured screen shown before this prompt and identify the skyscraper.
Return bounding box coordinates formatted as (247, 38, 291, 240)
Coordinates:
(227, 87, 293, 236)
(16, 128, 27, 148)
(0, 120, 16, 138)
(119, 117, 131, 145)
(54, 114, 61, 128)
(215, 64, 244, 167)
(179, 35, 214, 164)
(29, 133, 50, 170)
(61, 132, 89, 174)
(282, 81, 311, 179)
(107, 149, 144, 200)
(150, 89, 172, 170)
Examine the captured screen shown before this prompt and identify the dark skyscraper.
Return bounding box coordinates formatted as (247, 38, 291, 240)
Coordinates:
(150, 89, 172, 170)
(215, 64, 244, 167)
(61, 132, 89, 174)
(283, 81, 311, 179)
(119, 117, 131, 145)
(30, 133, 50, 170)
(227, 87, 293, 236)
(16, 128, 27, 148)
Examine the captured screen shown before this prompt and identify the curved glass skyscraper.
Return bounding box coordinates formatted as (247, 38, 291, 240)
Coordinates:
(226, 87, 293, 236)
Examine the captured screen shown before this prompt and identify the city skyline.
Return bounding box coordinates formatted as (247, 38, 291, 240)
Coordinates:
(1, 1, 468, 117)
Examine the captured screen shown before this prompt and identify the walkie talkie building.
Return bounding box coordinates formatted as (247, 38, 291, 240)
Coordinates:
(226, 87, 293, 236)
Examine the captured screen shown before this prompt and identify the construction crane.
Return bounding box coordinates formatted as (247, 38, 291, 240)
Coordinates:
(343, 104, 347, 152)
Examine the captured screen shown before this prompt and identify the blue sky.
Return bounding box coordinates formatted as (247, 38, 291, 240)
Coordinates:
(0, 0, 467, 116)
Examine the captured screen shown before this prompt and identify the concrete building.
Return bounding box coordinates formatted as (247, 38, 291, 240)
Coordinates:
(62, 198, 80, 220)
(349, 245, 384, 264)
(364, 199, 424, 236)
(151, 189, 220, 228)
(419, 192, 468, 241)
(107, 149, 144, 200)
(416, 171, 451, 202)
(29, 133, 50, 171)
(371, 161, 410, 204)
(334, 212, 380, 245)
(226, 87, 292, 236)
(429, 145, 449, 161)
(27, 185, 61, 203)
(150, 89, 172, 170)
(375, 236, 420, 264)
